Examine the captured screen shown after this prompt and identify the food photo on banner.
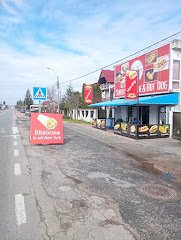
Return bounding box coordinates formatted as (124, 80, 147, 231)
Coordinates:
(125, 70, 138, 100)
(84, 84, 93, 104)
(30, 113, 64, 145)
(114, 44, 170, 98)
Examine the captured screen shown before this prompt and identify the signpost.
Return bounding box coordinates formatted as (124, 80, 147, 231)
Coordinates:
(33, 87, 47, 113)
(33, 87, 47, 101)
(30, 112, 64, 145)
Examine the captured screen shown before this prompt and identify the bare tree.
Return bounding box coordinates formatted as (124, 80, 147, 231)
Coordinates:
(47, 85, 57, 112)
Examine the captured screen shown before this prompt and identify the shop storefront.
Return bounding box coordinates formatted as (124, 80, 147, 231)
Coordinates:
(89, 93, 179, 139)
(89, 40, 181, 139)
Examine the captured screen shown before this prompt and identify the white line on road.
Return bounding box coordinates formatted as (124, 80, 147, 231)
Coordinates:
(13, 141, 18, 146)
(12, 127, 19, 135)
(0, 135, 20, 138)
(14, 149, 19, 157)
(0, 128, 5, 133)
(14, 163, 21, 176)
(15, 194, 26, 226)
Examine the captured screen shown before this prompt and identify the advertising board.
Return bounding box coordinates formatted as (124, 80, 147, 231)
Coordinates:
(125, 70, 138, 100)
(114, 122, 170, 139)
(30, 113, 64, 144)
(114, 44, 170, 98)
(84, 84, 93, 104)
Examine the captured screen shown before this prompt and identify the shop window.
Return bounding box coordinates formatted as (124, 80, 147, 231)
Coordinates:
(86, 111, 88, 117)
(159, 106, 166, 124)
(82, 111, 84, 117)
(173, 60, 180, 80)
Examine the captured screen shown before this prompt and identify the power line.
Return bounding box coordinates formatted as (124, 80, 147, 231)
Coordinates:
(62, 30, 181, 84)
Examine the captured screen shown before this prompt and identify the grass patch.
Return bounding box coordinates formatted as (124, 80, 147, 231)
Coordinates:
(63, 118, 91, 125)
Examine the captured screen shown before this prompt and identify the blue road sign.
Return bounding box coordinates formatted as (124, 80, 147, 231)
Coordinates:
(33, 87, 47, 101)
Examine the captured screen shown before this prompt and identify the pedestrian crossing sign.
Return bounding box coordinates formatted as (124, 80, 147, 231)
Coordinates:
(33, 87, 47, 101)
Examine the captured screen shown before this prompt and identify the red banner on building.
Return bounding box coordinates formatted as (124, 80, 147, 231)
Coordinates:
(114, 44, 170, 98)
(30, 113, 64, 145)
(84, 84, 93, 104)
(125, 70, 138, 100)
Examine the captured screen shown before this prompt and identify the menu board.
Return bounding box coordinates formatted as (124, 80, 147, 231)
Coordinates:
(92, 119, 106, 131)
(114, 44, 170, 98)
(114, 123, 170, 139)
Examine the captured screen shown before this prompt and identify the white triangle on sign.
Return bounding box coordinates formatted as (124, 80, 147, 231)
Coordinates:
(34, 88, 45, 98)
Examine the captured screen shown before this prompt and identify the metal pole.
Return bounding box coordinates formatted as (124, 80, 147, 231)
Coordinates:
(136, 70, 139, 124)
(57, 76, 60, 114)
(39, 100, 41, 113)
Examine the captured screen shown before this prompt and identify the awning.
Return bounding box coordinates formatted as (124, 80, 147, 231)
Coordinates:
(88, 92, 179, 107)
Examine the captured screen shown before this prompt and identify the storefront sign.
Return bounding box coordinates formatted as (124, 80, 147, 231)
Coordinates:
(114, 122, 170, 139)
(30, 113, 64, 144)
(84, 84, 93, 104)
(92, 119, 106, 130)
(125, 70, 138, 100)
(114, 44, 170, 98)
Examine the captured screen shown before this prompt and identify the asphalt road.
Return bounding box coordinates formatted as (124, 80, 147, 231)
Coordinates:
(17, 113, 181, 240)
(0, 110, 40, 240)
(1, 110, 180, 240)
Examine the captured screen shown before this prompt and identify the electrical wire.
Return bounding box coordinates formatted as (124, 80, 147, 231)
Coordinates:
(61, 30, 181, 84)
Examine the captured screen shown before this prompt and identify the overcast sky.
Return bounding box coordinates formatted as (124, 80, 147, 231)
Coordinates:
(0, 0, 181, 105)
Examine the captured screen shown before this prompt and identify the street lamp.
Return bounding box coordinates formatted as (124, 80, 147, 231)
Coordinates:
(46, 67, 60, 114)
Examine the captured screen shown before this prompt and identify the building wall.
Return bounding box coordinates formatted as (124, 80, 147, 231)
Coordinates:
(70, 109, 97, 122)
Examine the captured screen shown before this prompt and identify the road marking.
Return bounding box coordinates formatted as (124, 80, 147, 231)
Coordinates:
(14, 141, 18, 146)
(14, 149, 19, 157)
(15, 194, 26, 226)
(12, 127, 19, 135)
(14, 163, 21, 176)
(0, 135, 20, 138)
(0, 128, 5, 133)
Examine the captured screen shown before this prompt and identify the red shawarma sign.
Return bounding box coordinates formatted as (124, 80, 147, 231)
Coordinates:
(125, 70, 138, 100)
(84, 84, 93, 104)
(30, 113, 64, 145)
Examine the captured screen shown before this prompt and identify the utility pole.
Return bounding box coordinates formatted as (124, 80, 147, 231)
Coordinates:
(57, 76, 60, 114)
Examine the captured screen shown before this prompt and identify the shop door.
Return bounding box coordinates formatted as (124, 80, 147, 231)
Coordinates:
(141, 106, 149, 124)
(173, 112, 181, 140)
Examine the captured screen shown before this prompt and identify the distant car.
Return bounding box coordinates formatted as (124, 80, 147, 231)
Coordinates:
(20, 109, 25, 113)
(25, 110, 30, 116)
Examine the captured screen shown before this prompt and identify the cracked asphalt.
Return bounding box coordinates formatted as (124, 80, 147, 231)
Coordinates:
(17, 116, 181, 240)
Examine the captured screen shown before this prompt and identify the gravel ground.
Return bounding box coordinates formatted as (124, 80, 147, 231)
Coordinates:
(16, 114, 181, 240)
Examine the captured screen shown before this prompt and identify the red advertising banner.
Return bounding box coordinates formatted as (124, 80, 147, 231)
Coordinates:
(84, 84, 93, 104)
(30, 113, 64, 145)
(125, 70, 138, 100)
(114, 44, 170, 98)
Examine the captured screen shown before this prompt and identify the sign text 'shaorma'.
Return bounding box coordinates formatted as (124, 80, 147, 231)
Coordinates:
(84, 84, 93, 104)
(30, 113, 64, 144)
(125, 70, 138, 100)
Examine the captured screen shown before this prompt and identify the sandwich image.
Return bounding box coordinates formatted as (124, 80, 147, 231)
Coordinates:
(138, 125, 149, 133)
(114, 123, 120, 130)
(37, 114, 57, 130)
(159, 125, 169, 134)
(127, 70, 137, 79)
(127, 93, 136, 98)
(149, 125, 158, 133)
